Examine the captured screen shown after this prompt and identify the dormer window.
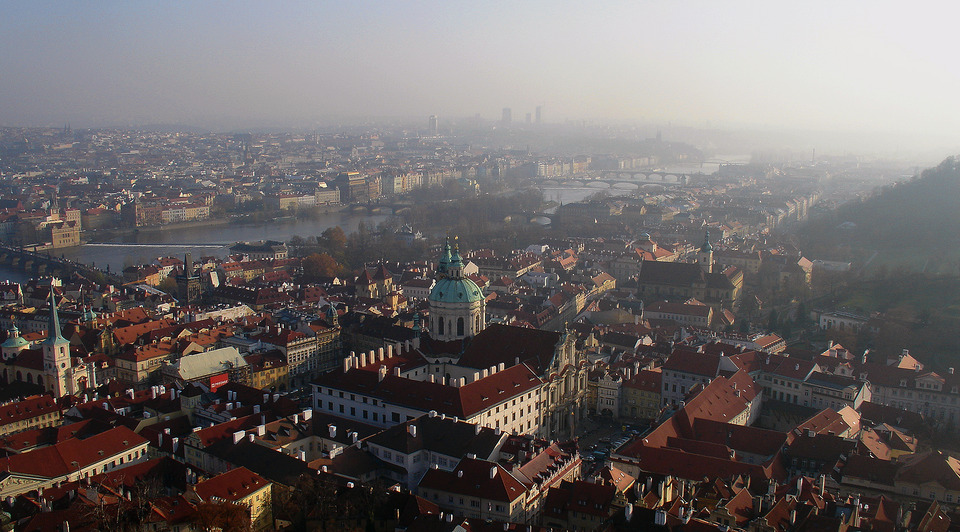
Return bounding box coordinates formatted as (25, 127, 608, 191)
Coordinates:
(900, 379, 907, 387)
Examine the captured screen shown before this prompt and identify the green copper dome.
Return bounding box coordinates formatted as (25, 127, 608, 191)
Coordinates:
(700, 230, 713, 253)
(437, 238, 452, 275)
(1, 326, 28, 349)
(429, 277, 484, 304)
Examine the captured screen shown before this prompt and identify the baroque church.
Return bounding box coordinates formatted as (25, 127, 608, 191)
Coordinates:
(2, 292, 97, 397)
(417, 238, 590, 438)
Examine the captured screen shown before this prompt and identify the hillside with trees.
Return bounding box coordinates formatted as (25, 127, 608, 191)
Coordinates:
(800, 156, 960, 268)
(795, 156, 960, 366)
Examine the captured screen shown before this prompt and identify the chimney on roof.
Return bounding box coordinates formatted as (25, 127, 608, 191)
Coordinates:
(329, 425, 337, 438)
(302, 409, 312, 421)
(475, 425, 481, 435)
(482, 369, 489, 378)
(790, 509, 797, 525)
(458, 377, 465, 387)
(498, 362, 504, 372)
(490, 466, 497, 479)
(360, 352, 368, 367)
(409, 425, 417, 438)
(625, 503, 633, 522)
(247, 433, 254, 443)
(820, 475, 826, 496)
(387, 344, 393, 359)
(394, 367, 401, 377)
(232, 430, 245, 444)
(428, 374, 435, 383)
(474, 372, 480, 382)
(378, 347, 385, 361)
(263, 393, 269, 403)
(350, 431, 358, 443)
(253, 404, 261, 414)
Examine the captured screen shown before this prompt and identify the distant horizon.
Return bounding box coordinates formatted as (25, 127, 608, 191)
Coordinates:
(2, 117, 954, 166)
(3, 1, 959, 160)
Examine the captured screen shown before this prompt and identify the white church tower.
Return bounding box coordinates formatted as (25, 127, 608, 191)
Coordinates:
(42, 291, 71, 397)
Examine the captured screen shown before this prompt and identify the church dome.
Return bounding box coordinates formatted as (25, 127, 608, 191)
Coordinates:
(1, 327, 28, 349)
(429, 276, 484, 304)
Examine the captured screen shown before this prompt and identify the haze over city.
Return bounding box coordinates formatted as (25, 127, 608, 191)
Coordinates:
(2, 1, 959, 154)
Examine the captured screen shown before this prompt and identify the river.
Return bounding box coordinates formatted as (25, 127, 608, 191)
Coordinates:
(1, 158, 746, 281)
(0, 210, 388, 279)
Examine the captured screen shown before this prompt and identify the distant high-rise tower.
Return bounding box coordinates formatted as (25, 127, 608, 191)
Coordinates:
(428, 115, 439, 135)
(501, 108, 512, 125)
(535, 106, 542, 124)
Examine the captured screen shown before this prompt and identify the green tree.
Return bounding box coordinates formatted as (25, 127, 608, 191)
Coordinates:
(766, 309, 779, 332)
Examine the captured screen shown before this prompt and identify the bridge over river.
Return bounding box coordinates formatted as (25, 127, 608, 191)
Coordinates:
(532, 170, 699, 190)
(0, 244, 124, 285)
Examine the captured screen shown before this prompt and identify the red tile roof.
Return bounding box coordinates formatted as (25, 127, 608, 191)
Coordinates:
(0, 426, 147, 479)
(419, 458, 526, 503)
(0, 394, 60, 429)
(191, 466, 269, 502)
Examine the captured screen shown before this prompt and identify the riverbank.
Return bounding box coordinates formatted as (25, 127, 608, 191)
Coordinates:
(83, 204, 347, 243)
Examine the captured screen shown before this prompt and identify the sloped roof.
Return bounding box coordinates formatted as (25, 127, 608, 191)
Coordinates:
(419, 457, 526, 503)
(170, 346, 247, 381)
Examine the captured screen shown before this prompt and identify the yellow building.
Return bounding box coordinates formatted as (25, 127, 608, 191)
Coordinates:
(187, 467, 273, 531)
(621, 369, 662, 420)
(245, 351, 290, 392)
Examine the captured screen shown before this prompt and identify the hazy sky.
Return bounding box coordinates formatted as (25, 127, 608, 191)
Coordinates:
(2, 1, 958, 148)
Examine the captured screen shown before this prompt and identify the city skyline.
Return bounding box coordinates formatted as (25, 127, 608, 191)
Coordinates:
(2, 2, 959, 153)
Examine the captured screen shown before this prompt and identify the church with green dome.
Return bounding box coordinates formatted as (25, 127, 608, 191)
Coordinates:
(428, 238, 486, 341)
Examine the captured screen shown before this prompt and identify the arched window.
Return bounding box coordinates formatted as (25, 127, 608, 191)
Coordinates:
(457, 318, 464, 336)
(438, 318, 444, 335)
(36, 375, 43, 387)
(16, 371, 22, 382)
(27, 373, 33, 384)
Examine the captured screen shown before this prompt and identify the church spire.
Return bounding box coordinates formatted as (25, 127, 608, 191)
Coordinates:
(437, 238, 452, 277)
(45, 290, 66, 344)
(700, 229, 713, 253)
(449, 236, 464, 276)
